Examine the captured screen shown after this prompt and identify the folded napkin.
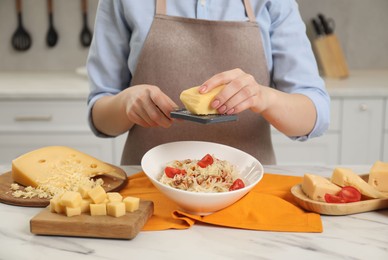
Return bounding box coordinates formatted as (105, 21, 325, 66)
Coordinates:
(120, 172, 322, 233)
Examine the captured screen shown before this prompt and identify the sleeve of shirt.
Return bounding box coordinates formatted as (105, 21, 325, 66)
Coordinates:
(86, 0, 132, 137)
(267, 0, 330, 141)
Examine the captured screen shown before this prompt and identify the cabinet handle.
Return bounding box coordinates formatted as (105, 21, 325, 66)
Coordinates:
(359, 104, 368, 111)
(14, 115, 53, 122)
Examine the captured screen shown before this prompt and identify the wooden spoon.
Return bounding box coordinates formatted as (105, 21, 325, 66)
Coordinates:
(46, 0, 58, 47)
(80, 0, 92, 47)
(11, 0, 32, 51)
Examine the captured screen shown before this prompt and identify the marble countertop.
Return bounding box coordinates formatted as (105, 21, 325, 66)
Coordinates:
(0, 164, 387, 260)
(0, 70, 387, 100)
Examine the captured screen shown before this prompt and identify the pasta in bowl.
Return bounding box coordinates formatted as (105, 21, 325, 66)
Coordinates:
(141, 141, 264, 215)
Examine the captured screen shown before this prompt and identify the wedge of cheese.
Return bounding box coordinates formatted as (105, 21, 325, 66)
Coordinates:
(180, 85, 225, 115)
(368, 161, 388, 192)
(331, 168, 386, 199)
(301, 173, 341, 202)
(12, 146, 115, 187)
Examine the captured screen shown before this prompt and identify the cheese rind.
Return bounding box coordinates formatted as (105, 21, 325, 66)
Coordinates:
(11, 146, 115, 188)
(180, 85, 225, 115)
(301, 173, 341, 202)
(368, 161, 388, 192)
(331, 168, 385, 199)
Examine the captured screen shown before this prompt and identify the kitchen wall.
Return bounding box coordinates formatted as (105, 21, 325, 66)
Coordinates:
(0, 0, 387, 71)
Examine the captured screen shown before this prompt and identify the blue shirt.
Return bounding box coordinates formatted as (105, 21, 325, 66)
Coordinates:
(87, 0, 330, 141)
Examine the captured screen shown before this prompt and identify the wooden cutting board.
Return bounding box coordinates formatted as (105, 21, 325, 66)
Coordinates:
(30, 200, 154, 239)
(0, 165, 128, 207)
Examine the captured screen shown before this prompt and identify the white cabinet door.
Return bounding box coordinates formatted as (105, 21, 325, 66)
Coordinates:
(272, 133, 339, 165)
(340, 98, 384, 164)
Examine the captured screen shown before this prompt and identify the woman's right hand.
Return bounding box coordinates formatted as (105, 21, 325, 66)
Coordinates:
(120, 84, 178, 128)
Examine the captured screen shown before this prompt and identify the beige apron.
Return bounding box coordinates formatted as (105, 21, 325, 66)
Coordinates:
(122, 0, 276, 165)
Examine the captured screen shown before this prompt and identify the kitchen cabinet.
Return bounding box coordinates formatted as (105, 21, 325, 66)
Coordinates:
(0, 100, 115, 165)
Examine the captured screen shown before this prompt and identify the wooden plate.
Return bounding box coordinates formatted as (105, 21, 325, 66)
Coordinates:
(291, 184, 388, 215)
(0, 165, 128, 207)
(30, 200, 154, 240)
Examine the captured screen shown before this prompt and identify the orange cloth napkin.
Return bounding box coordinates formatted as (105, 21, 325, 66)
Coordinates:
(120, 172, 322, 233)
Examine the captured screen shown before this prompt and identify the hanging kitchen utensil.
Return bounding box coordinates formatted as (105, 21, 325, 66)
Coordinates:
(80, 0, 92, 47)
(46, 0, 58, 47)
(11, 0, 32, 51)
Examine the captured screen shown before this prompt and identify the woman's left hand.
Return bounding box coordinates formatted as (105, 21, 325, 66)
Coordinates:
(199, 68, 271, 115)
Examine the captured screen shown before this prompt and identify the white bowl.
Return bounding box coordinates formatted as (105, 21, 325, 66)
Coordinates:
(141, 141, 264, 215)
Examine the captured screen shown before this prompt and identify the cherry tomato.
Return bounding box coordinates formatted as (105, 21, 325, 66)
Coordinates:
(324, 193, 347, 203)
(197, 154, 214, 168)
(164, 167, 185, 178)
(337, 186, 361, 202)
(229, 178, 245, 191)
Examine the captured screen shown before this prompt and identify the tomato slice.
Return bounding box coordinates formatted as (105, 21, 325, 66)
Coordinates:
(324, 193, 347, 203)
(164, 167, 185, 178)
(197, 154, 214, 168)
(337, 186, 361, 202)
(229, 178, 245, 191)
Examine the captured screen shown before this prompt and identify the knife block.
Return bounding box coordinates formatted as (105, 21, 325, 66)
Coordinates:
(313, 34, 349, 78)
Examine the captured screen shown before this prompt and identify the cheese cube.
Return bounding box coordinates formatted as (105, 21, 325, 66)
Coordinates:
(60, 191, 82, 208)
(180, 85, 225, 115)
(50, 195, 65, 214)
(78, 186, 91, 199)
(331, 168, 385, 199)
(80, 198, 92, 213)
(90, 203, 107, 216)
(88, 185, 107, 204)
(301, 173, 341, 202)
(107, 202, 126, 217)
(65, 206, 82, 217)
(107, 192, 123, 202)
(123, 196, 140, 212)
(368, 161, 388, 192)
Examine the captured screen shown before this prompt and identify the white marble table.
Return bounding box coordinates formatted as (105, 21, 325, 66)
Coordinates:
(0, 165, 387, 260)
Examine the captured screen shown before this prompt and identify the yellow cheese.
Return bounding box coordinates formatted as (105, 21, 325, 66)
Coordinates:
(107, 192, 123, 202)
(11, 146, 115, 188)
(78, 186, 91, 199)
(123, 196, 140, 212)
(368, 161, 388, 192)
(301, 173, 341, 202)
(90, 203, 107, 216)
(88, 185, 107, 204)
(49, 196, 65, 214)
(180, 85, 225, 115)
(60, 191, 82, 208)
(107, 202, 126, 217)
(65, 206, 82, 217)
(80, 198, 92, 213)
(331, 168, 385, 199)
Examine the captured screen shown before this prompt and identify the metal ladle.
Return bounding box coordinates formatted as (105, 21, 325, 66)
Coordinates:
(80, 0, 92, 47)
(46, 0, 58, 47)
(11, 0, 32, 51)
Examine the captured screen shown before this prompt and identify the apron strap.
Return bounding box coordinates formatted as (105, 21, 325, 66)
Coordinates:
(155, 0, 256, 22)
(156, 0, 166, 15)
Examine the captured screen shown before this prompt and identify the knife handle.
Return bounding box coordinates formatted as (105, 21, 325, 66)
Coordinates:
(318, 13, 334, 34)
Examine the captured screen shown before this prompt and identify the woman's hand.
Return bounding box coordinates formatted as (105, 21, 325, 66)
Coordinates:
(199, 68, 270, 115)
(121, 84, 178, 128)
(92, 84, 178, 136)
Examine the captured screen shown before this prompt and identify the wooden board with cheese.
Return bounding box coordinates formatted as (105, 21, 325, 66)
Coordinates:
(30, 200, 154, 239)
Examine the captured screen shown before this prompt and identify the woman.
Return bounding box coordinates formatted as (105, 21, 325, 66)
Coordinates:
(87, 0, 330, 165)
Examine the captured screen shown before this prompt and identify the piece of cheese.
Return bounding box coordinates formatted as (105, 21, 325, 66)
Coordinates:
(180, 85, 225, 115)
(107, 202, 126, 217)
(368, 161, 388, 192)
(80, 198, 92, 213)
(90, 203, 107, 216)
(123, 196, 140, 212)
(331, 168, 386, 199)
(78, 186, 91, 199)
(88, 185, 107, 204)
(49, 195, 65, 214)
(301, 173, 341, 202)
(11, 146, 115, 188)
(65, 206, 82, 217)
(60, 191, 82, 208)
(107, 192, 123, 202)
